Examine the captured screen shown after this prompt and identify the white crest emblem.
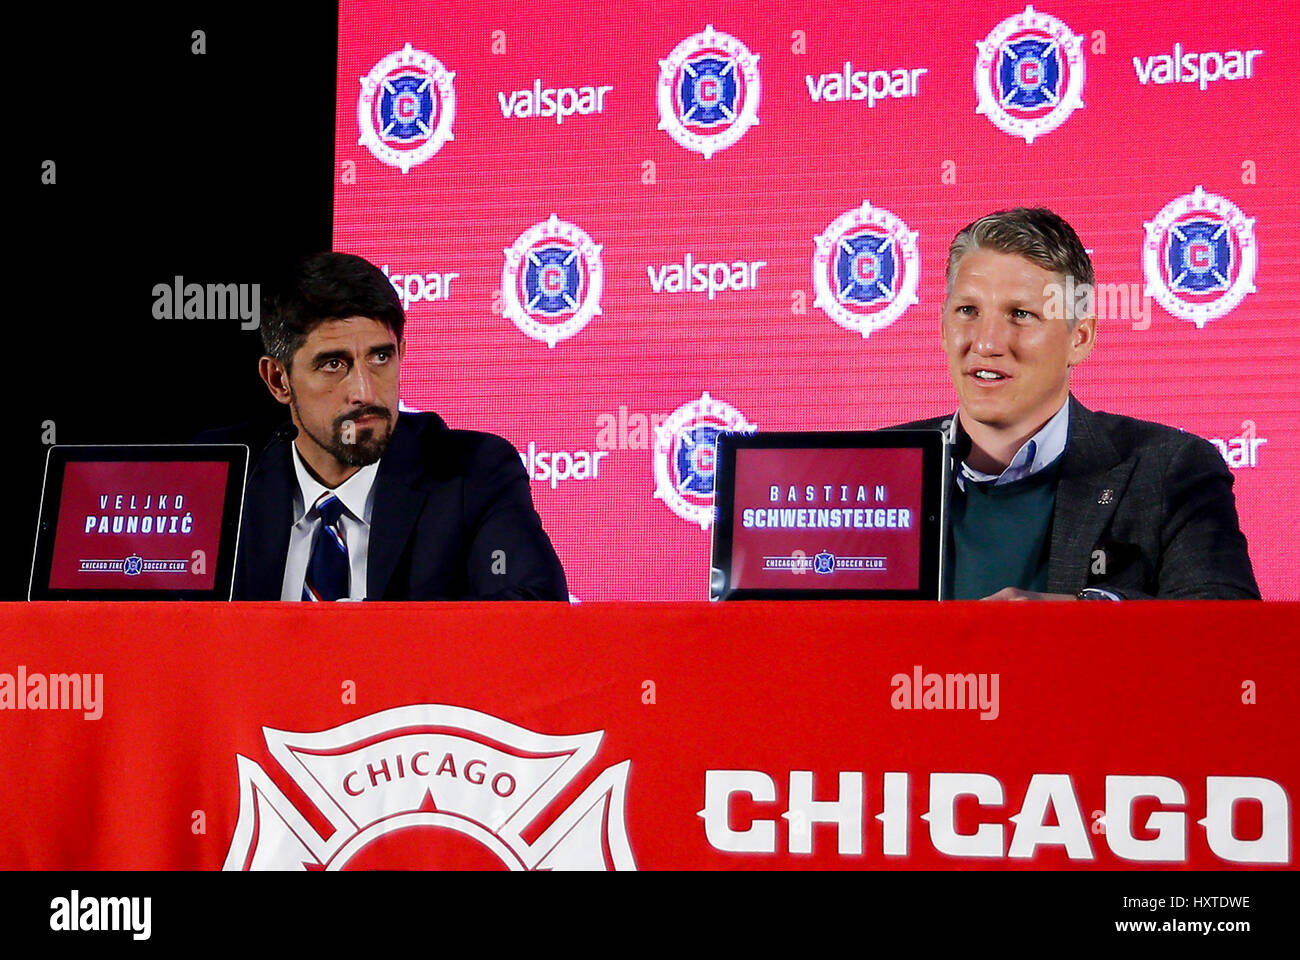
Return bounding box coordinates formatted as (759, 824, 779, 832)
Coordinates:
(501, 214, 604, 347)
(224, 704, 635, 870)
(357, 43, 456, 173)
(812, 200, 920, 338)
(653, 391, 757, 529)
(657, 25, 761, 159)
(974, 6, 1085, 143)
(1142, 186, 1257, 328)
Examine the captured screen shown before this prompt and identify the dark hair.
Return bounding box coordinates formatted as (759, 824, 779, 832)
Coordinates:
(946, 208, 1095, 322)
(260, 252, 405, 368)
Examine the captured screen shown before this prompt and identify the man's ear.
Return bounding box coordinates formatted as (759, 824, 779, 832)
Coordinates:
(258, 356, 293, 405)
(1068, 313, 1097, 367)
(397, 337, 406, 360)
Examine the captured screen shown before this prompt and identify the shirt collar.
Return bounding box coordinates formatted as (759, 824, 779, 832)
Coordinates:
(290, 443, 380, 525)
(955, 398, 1070, 487)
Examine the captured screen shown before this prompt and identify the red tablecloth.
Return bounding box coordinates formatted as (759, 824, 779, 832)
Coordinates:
(1, 601, 1295, 870)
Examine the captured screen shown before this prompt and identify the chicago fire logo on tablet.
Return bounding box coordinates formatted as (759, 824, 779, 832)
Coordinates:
(501, 214, 604, 347)
(357, 43, 456, 173)
(1142, 186, 1258, 328)
(653, 392, 756, 529)
(974, 6, 1085, 143)
(812, 200, 920, 338)
(657, 25, 761, 159)
(224, 704, 635, 870)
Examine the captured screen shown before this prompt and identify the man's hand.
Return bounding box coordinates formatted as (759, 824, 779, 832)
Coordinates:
(980, 587, 1078, 601)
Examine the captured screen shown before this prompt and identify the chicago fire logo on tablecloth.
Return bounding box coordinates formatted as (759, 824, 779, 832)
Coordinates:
(357, 43, 456, 173)
(657, 25, 761, 159)
(974, 6, 1085, 143)
(653, 392, 756, 529)
(501, 214, 604, 348)
(224, 704, 635, 870)
(1142, 186, 1258, 328)
(812, 200, 920, 338)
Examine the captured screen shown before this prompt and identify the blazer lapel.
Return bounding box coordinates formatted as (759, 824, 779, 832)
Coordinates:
(238, 435, 294, 600)
(1047, 396, 1136, 594)
(366, 415, 432, 600)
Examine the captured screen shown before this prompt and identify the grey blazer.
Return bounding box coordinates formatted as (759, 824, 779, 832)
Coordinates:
(892, 395, 1260, 599)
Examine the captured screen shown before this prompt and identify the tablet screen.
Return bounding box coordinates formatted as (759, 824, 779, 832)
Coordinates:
(30, 445, 248, 601)
(711, 430, 946, 600)
(48, 461, 231, 591)
(730, 446, 925, 591)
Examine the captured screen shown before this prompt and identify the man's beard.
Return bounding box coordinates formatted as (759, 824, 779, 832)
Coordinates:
(293, 399, 394, 467)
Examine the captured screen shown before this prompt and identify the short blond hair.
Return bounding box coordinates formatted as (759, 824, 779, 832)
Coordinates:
(946, 208, 1094, 323)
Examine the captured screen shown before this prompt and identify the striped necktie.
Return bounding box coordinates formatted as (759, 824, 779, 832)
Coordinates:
(302, 492, 349, 601)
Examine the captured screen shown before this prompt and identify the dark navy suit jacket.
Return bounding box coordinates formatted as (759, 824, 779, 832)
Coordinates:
(200, 412, 568, 601)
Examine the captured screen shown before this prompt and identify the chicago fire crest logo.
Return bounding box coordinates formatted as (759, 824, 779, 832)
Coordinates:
(501, 214, 604, 347)
(974, 6, 1085, 143)
(1142, 186, 1258, 328)
(78, 554, 188, 575)
(224, 704, 635, 870)
(657, 25, 761, 159)
(357, 43, 456, 173)
(812, 200, 920, 338)
(653, 392, 756, 529)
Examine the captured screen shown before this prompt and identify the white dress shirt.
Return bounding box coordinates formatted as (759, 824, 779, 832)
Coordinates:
(955, 398, 1070, 491)
(280, 444, 380, 601)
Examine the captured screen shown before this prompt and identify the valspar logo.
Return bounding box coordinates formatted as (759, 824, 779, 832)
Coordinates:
(657, 25, 761, 159)
(1205, 419, 1266, 469)
(701, 770, 1290, 863)
(1133, 44, 1262, 90)
(648, 253, 766, 299)
(380, 263, 459, 309)
(1143, 186, 1257, 328)
(498, 80, 613, 123)
(520, 441, 609, 489)
(974, 6, 1085, 143)
(224, 704, 635, 870)
(357, 43, 456, 174)
(805, 61, 928, 106)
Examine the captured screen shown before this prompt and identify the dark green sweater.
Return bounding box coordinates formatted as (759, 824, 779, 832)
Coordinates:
(949, 457, 1063, 600)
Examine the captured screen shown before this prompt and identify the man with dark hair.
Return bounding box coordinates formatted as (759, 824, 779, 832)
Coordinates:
(208, 251, 568, 601)
(894, 208, 1258, 600)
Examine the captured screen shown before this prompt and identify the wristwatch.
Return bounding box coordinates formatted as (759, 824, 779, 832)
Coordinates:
(1077, 587, 1122, 601)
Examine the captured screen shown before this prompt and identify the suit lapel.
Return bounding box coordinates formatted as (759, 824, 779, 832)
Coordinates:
(239, 437, 294, 600)
(1047, 396, 1135, 594)
(366, 415, 432, 600)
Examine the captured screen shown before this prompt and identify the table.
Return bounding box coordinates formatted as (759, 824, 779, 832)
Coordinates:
(2, 601, 1295, 870)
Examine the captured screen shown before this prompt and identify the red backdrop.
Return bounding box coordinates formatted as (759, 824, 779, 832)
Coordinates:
(332, 1, 1299, 600)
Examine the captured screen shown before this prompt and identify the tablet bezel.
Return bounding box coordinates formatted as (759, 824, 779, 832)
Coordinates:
(29, 444, 249, 601)
(709, 430, 948, 601)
